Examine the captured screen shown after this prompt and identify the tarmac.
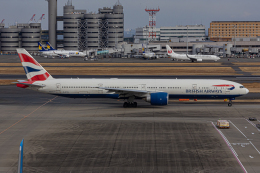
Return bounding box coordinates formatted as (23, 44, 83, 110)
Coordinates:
(1, 54, 260, 63)
(1, 55, 260, 172)
(0, 85, 260, 172)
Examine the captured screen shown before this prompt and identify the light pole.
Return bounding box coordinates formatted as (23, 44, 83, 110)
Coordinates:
(186, 26, 188, 54)
(145, 25, 149, 52)
(233, 25, 237, 48)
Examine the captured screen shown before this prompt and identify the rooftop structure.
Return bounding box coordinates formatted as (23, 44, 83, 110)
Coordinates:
(0, 23, 41, 52)
(209, 21, 260, 42)
(135, 25, 206, 43)
(46, 0, 124, 50)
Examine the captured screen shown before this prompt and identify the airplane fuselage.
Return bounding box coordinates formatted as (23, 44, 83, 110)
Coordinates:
(143, 52, 156, 59)
(169, 53, 220, 61)
(28, 79, 248, 100)
(40, 50, 86, 57)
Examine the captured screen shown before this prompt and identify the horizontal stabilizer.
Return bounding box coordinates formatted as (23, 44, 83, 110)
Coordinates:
(16, 81, 46, 88)
(18, 83, 45, 87)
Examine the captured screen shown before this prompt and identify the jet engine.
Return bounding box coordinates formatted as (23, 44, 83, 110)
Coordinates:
(144, 92, 169, 105)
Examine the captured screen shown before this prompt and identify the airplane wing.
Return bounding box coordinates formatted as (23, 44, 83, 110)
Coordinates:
(186, 54, 193, 60)
(99, 87, 149, 93)
(186, 54, 202, 62)
(53, 52, 70, 58)
(133, 55, 144, 58)
(99, 87, 149, 97)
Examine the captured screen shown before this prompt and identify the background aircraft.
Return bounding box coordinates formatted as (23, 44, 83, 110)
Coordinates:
(143, 51, 156, 59)
(166, 45, 220, 62)
(38, 42, 86, 58)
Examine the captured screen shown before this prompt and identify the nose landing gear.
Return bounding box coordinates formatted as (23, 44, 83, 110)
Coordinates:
(228, 99, 233, 107)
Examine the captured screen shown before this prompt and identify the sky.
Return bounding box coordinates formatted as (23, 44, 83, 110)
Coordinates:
(1, 0, 260, 32)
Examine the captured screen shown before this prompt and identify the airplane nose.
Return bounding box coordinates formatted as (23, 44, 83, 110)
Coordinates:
(245, 88, 249, 94)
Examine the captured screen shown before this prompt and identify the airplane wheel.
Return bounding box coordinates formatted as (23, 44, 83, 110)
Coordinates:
(134, 102, 137, 108)
(228, 103, 232, 107)
(123, 102, 128, 108)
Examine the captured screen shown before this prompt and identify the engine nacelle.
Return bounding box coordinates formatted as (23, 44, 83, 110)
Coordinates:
(197, 59, 202, 62)
(145, 92, 169, 106)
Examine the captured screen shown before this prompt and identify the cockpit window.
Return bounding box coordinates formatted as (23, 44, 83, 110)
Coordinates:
(240, 86, 244, 88)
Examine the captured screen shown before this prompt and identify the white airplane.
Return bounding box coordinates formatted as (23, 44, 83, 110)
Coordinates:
(38, 42, 86, 58)
(166, 45, 220, 62)
(16, 48, 249, 107)
(133, 51, 156, 60)
(143, 51, 156, 59)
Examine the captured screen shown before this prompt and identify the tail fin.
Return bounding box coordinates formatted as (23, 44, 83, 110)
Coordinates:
(38, 42, 47, 51)
(46, 42, 56, 51)
(17, 48, 54, 81)
(166, 45, 175, 56)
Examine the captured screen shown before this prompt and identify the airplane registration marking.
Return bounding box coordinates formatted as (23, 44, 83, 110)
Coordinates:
(0, 96, 58, 136)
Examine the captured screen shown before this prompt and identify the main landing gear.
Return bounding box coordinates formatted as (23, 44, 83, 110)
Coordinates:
(123, 96, 137, 108)
(123, 102, 137, 108)
(228, 99, 232, 107)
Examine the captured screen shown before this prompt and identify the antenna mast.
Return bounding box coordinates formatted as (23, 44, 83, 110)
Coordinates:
(145, 7, 160, 42)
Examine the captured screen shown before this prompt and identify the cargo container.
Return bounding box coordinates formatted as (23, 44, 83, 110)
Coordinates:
(217, 120, 230, 129)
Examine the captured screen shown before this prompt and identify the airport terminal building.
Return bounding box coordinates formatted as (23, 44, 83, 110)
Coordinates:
(135, 25, 206, 43)
(209, 21, 260, 42)
(0, 23, 41, 52)
(62, 1, 124, 50)
(0, 0, 124, 52)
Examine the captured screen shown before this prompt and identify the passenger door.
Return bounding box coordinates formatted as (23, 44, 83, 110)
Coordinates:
(139, 84, 146, 91)
(192, 84, 197, 94)
(98, 83, 103, 94)
(56, 83, 61, 91)
(225, 87, 230, 95)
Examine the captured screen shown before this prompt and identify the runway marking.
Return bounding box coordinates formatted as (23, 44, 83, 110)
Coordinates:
(229, 120, 248, 139)
(232, 143, 250, 146)
(249, 141, 260, 154)
(0, 96, 58, 135)
(245, 119, 260, 132)
(211, 122, 248, 173)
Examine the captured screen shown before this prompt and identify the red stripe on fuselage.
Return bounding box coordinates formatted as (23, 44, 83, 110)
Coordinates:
(18, 53, 40, 66)
(213, 85, 234, 87)
(29, 72, 50, 81)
